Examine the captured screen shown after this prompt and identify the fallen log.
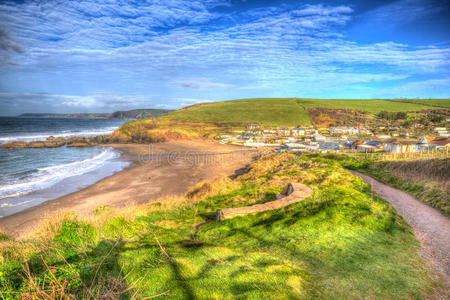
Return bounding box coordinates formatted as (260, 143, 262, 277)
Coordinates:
(216, 183, 312, 221)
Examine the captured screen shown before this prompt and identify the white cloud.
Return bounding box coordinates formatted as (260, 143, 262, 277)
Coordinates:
(0, 0, 448, 107)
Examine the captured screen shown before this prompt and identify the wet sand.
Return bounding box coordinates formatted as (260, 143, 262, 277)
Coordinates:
(0, 140, 256, 239)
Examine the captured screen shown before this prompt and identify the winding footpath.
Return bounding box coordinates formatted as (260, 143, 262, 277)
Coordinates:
(349, 170, 450, 297)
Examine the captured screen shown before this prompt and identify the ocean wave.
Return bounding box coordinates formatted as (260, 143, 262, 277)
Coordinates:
(0, 147, 120, 200)
(0, 127, 118, 143)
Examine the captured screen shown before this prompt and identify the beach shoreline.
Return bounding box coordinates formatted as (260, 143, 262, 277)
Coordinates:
(0, 140, 255, 239)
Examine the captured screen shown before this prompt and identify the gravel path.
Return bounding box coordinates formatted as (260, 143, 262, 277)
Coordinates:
(349, 170, 450, 297)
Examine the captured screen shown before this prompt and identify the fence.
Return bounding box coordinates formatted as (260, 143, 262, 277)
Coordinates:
(346, 148, 449, 161)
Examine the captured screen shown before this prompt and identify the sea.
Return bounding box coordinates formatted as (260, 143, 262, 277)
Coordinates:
(0, 117, 130, 218)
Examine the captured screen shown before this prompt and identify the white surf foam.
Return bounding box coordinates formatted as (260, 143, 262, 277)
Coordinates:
(0, 147, 120, 200)
(0, 127, 118, 143)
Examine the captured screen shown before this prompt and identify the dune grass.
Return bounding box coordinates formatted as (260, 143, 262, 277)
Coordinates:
(0, 154, 433, 299)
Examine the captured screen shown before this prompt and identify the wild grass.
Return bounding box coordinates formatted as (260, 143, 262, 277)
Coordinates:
(116, 118, 236, 142)
(0, 154, 434, 299)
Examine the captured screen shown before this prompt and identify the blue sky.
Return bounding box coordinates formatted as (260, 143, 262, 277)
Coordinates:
(0, 0, 449, 115)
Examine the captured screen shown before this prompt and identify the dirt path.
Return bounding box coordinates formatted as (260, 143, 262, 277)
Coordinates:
(349, 170, 450, 296)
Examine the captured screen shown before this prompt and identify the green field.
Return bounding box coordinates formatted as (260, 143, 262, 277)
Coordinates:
(163, 98, 311, 127)
(386, 99, 450, 109)
(0, 154, 433, 299)
(299, 98, 444, 112)
(163, 98, 448, 127)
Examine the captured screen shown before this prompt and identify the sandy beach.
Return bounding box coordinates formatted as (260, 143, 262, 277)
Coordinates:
(0, 140, 256, 239)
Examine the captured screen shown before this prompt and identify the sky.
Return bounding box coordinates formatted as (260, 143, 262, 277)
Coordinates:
(0, 0, 449, 115)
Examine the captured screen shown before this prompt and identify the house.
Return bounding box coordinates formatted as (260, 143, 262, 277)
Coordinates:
(329, 127, 358, 135)
(429, 137, 450, 149)
(351, 140, 364, 149)
(366, 140, 383, 149)
(306, 129, 319, 136)
(433, 127, 449, 137)
(383, 139, 417, 153)
(246, 123, 260, 130)
(242, 129, 262, 136)
(263, 129, 276, 135)
(417, 136, 436, 151)
(359, 128, 374, 135)
(291, 128, 305, 136)
(357, 144, 377, 152)
(277, 127, 291, 136)
(419, 136, 435, 144)
(313, 134, 326, 142)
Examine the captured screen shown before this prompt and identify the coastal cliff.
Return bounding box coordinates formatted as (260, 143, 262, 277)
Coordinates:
(17, 108, 172, 120)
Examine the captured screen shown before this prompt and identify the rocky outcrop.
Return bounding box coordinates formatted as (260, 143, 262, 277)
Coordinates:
(0, 141, 28, 148)
(0, 132, 139, 149)
(28, 140, 66, 148)
(66, 137, 96, 147)
(216, 183, 313, 221)
(0, 136, 98, 148)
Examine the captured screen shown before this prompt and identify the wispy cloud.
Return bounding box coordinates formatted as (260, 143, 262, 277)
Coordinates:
(0, 0, 448, 110)
(169, 78, 232, 89)
(359, 0, 447, 26)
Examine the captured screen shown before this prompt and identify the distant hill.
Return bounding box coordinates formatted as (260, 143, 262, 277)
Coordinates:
(110, 109, 172, 119)
(161, 98, 450, 127)
(18, 109, 172, 120)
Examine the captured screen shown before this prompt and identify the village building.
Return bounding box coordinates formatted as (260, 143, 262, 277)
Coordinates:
(383, 139, 417, 153)
(328, 127, 359, 135)
(291, 128, 305, 136)
(429, 137, 450, 149)
(356, 144, 377, 152)
(377, 135, 391, 139)
(433, 127, 449, 137)
(277, 127, 291, 136)
(313, 134, 326, 142)
(246, 123, 261, 130)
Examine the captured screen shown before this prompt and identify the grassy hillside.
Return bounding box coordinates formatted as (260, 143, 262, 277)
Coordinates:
(0, 154, 433, 299)
(163, 98, 311, 127)
(387, 99, 450, 109)
(299, 99, 441, 112)
(115, 98, 449, 141)
(163, 98, 448, 127)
